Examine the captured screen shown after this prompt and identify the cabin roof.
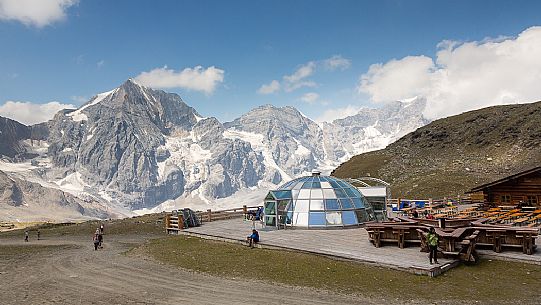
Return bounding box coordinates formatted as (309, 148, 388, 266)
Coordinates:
(468, 166, 541, 193)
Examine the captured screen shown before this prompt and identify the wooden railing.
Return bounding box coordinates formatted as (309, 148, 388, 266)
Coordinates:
(387, 194, 483, 208)
(165, 205, 262, 233)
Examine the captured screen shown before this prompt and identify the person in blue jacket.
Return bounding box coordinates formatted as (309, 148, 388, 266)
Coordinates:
(247, 229, 259, 248)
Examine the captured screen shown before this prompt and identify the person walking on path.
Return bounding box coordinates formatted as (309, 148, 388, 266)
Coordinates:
(93, 233, 100, 251)
(100, 224, 104, 235)
(37, 229, 41, 240)
(427, 227, 439, 264)
(24, 230, 29, 242)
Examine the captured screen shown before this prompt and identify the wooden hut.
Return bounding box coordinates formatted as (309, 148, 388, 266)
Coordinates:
(468, 166, 541, 207)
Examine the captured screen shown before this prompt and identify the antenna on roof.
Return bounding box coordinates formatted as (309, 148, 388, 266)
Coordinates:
(311, 170, 321, 176)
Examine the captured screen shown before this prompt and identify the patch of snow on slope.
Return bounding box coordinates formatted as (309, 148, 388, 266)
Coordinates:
(0, 161, 37, 173)
(223, 129, 291, 181)
(160, 135, 212, 184)
(292, 138, 311, 156)
(68, 88, 118, 122)
(55, 172, 88, 194)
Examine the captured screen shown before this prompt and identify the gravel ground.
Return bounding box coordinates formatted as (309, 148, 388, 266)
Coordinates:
(0, 233, 394, 305)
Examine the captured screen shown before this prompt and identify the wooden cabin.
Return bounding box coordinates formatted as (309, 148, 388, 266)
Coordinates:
(468, 166, 541, 207)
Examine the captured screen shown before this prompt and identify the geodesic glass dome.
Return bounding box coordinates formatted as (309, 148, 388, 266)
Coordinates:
(264, 172, 376, 228)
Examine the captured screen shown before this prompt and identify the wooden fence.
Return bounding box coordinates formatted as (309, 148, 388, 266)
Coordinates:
(165, 205, 262, 233)
(387, 194, 484, 208)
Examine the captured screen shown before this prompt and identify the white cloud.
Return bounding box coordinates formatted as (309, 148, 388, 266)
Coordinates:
(257, 80, 280, 94)
(135, 65, 225, 95)
(0, 0, 77, 28)
(316, 105, 361, 123)
(284, 62, 316, 84)
(324, 55, 351, 71)
(0, 101, 74, 125)
(283, 62, 316, 92)
(358, 26, 541, 120)
(300, 92, 319, 104)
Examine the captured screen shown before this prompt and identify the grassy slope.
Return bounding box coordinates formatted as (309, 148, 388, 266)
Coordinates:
(333, 102, 541, 198)
(137, 235, 541, 303)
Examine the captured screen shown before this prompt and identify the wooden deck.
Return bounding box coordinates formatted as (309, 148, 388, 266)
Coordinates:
(182, 218, 460, 277)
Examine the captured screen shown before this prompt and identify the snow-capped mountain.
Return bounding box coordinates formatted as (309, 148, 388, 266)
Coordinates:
(0, 80, 429, 219)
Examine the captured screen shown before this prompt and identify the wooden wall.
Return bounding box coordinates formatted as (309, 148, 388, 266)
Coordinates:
(483, 172, 541, 207)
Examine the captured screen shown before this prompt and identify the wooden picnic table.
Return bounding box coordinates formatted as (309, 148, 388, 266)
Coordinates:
(485, 229, 506, 253)
(435, 227, 470, 252)
(392, 226, 411, 249)
(365, 225, 386, 248)
(516, 230, 536, 255)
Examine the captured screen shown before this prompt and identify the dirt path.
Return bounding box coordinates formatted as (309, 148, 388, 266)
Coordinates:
(0, 234, 392, 305)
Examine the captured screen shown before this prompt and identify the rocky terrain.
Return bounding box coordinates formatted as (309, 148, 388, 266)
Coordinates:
(333, 101, 541, 198)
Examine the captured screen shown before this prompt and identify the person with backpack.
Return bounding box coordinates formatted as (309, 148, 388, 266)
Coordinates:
(24, 230, 29, 242)
(93, 233, 100, 250)
(427, 227, 439, 264)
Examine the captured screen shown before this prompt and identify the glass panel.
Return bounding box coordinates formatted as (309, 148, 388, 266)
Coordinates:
(323, 188, 336, 199)
(272, 190, 292, 199)
(344, 187, 357, 197)
(350, 187, 363, 197)
(329, 179, 341, 188)
(302, 181, 313, 188)
(319, 176, 328, 182)
(342, 210, 358, 225)
(325, 199, 340, 210)
(337, 180, 350, 188)
(285, 211, 293, 224)
(294, 199, 309, 212)
(311, 181, 321, 188)
(294, 212, 308, 226)
(308, 212, 326, 226)
(340, 198, 353, 209)
(334, 188, 348, 198)
(355, 209, 370, 223)
(264, 201, 276, 215)
(277, 200, 289, 213)
(298, 189, 311, 199)
(293, 181, 303, 190)
(291, 189, 300, 200)
(320, 181, 332, 188)
(310, 199, 325, 211)
(352, 198, 364, 208)
(265, 216, 276, 226)
(286, 201, 295, 212)
(310, 189, 324, 199)
(326, 212, 342, 225)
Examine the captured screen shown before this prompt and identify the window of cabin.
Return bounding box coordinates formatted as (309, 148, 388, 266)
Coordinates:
(526, 195, 538, 205)
(500, 195, 511, 203)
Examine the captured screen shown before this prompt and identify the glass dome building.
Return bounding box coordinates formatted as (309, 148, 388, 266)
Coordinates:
(263, 172, 376, 228)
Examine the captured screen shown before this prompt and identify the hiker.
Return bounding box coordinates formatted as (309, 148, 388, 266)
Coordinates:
(412, 209, 419, 218)
(24, 230, 29, 242)
(100, 224, 104, 234)
(37, 229, 41, 240)
(98, 232, 103, 249)
(427, 227, 439, 264)
(426, 213, 434, 220)
(93, 233, 100, 251)
(246, 229, 259, 248)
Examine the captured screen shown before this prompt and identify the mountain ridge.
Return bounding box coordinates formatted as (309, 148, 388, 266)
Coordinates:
(0, 80, 429, 220)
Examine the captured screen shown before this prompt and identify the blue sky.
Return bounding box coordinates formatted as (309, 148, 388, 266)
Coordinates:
(1, 0, 541, 124)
